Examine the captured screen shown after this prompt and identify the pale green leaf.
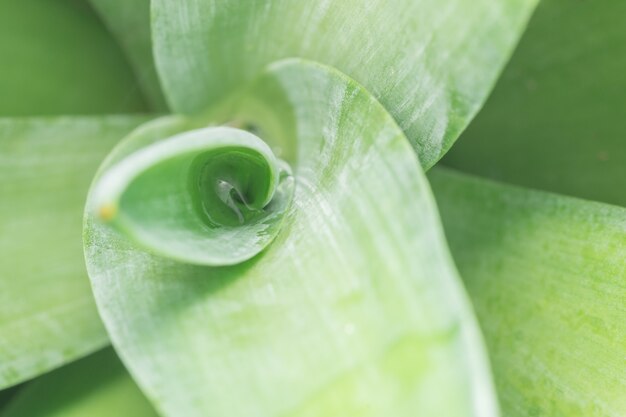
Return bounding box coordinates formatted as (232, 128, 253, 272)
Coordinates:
(0, 0, 147, 116)
(430, 167, 626, 417)
(0, 116, 149, 389)
(1, 348, 157, 417)
(152, 0, 537, 168)
(89, 0, 168, 111)
(90, 124, 294, 265)
(443, 0, 626, 206)
(85, 60, 496, 417)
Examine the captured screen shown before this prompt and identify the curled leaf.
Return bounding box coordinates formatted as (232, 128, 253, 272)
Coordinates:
(90, 126, 294, 265)
(84, 60, 497, 417)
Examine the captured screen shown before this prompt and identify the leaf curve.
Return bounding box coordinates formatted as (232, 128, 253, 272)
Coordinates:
(430, 167, 626, 417)
(152, 0, 538, 168)
(90, 125, 294, 265)
(85, 60, 497, 417)
(0, 116, 149, 389)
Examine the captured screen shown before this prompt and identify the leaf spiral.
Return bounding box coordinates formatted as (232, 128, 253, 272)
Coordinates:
(84, 60, 499, 417)
(90, 126, 293, 265)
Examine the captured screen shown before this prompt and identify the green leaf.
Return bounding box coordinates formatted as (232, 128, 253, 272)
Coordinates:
(85, 60, 497, 417)
(1, 348, 158, 417)
(0, 386, 21, 413)
(0, 116, 149, 389)
(152, 0, 538, 168)
(0, 0, 147, 116)
(89, 0, 168, 111)
(430, 167, 626, 417)
(89, 123, 294, 265)
(443, 0, 626, 206)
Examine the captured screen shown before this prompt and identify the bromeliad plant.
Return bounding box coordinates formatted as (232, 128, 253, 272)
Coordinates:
(0, 0, 624, 416)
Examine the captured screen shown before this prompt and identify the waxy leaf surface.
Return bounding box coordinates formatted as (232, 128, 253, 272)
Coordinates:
(0, 116, 148, 388)
(152, 0, 537, 168)
(85, 60, 497, 417)
(431, 167, 626, 417)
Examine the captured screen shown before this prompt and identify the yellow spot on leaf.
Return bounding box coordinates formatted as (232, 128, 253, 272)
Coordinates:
(99, 204, 117, 221)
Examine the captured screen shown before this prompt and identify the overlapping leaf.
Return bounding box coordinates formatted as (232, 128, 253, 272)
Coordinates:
(152, 0, 537, 168)
(89, 123, 295, 265)
(1, 349, 157, 417)
(85, 60, 497, 417)
(0, 116, 148, 389)
(8, 2, 617, 417)
(430, 167, 626, 417)
(443, 0, 626, 206)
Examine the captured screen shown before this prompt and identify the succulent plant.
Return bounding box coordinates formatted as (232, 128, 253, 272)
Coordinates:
(0, 1, 623, 416)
